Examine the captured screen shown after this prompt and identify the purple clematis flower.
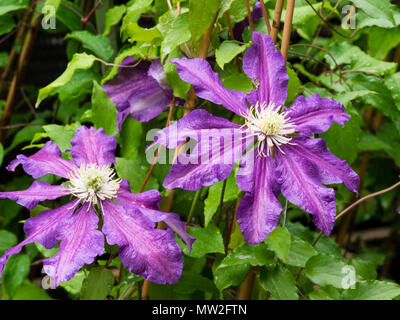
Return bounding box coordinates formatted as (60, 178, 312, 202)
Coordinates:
(151, 32, 360, 244)
(102, 57, 176, 131)
(0, 126, 194, 286)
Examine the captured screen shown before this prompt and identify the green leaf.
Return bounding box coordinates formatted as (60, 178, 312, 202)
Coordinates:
(53, 68, 99, 102)
(91, 81, 118, 136)
(119, 117, 143, 159)
(125, 23, 162, 44)
(0, 230, 17, 254)
(121, 0, 153, 38)
(181, 222, 225, 258)
(350, 258, 377, 281)
(308, 285, 341, 300)
(385, 72, 400, 111)
(80, 268, 115, 300)
(170, 271, 218, 295)
(65, 31, 114, 62)
(227, 220, 245, 250)
(0, 14, 15, 37)
(60, 270, 86, 295)
(4, 119, 44, 155)
(281, 3, 323, 26)
(115, 157, 159, 193)
(101, 45, 154, 84)
(221, 71, 254, 93)
(103, 4, 126, 36)
(313, 234, 342, 257)
(55, 0, 82, 31)
(325, 42, 397, 75)
(342, 280, 400, 300)
(352, 0, 399, 29)
(321, 104, 362, 164)
(219, 242, 274, 268)
(265, 226, 291, 263)
(160, 12, 191, 58)
(36, 53, 97, 107)
(215, 41, 248, 70)
(2, 254, 30, 297)
(286, 65, 301, 104)
(305, 253, 349, 289)
(224, 0, 256, 23)
(35, 243, 58, 259)
(164, 48, 191, 99)
(189, 0, 221, 41)
(213, 263, 249, 291)
(2, 279, 52, 300)
(287, 235, 317, 267)
(367, 27, 400, 60)
(203, 170, 240, 227)
(42, 123, 80, 152)
(0, 0, 28, 16)
(260, 265, 298, 300)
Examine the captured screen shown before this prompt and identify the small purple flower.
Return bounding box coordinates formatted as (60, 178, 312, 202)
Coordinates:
(152, 32, 360, 244)
(102, 57, 175, 131)
(0, 126, 194, 286)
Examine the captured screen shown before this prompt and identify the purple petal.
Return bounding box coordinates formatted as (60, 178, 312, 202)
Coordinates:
(153, 109, 241, 148)
(288, 94, 350, 136)
(243, 32, 288, 107)
(69, 126, 116, 167)
(0, 201, 78, 276)
(236, 149, 282, 244)
(0, 181, 71, 210)
(152, 109, 249, 190)
(162, 214, 195, 254)
(290, 137, 360, 194)
(170, 58, 248, 115)
(103, 58, 173, 130)
(117, 180, 195, 253)
(276, 145, 337, 235)
(6, 141, 75, 179)
(43, 203, 104, 286)
(102, 200, 182, 284)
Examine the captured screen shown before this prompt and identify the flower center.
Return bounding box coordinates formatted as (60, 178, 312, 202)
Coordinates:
(242, 102, 296, 157)
(68, 163, 121, 207)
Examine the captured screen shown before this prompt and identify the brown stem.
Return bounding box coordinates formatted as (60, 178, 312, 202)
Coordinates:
(139, 98, 175, 193)
(259, 0, 272, 34)
(313, 180, 400, 255)
(303, 0, 358, 39)
(335, 181, 400, 221)
(245, 0, 254, 35)
(270, 0, 284, 43)
(20, 87, 38, 118)
(238, 267, 256, 300)
(0, 0, 36, 97)
(281, 0, 295, 62)
(226, 10, 242, 73)
(0, 4, 40, 142)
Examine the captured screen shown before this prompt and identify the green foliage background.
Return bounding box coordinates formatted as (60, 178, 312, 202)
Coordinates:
(1, 0, 400, 300)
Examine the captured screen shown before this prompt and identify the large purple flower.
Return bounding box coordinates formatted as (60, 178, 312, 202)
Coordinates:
(102, 57, 175, 131)
(152, 32, 360, 244)
(0, 126, 194, 286)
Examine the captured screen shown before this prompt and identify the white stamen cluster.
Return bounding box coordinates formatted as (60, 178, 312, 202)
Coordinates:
(68, 163, 121, 208)
(241, 102, 296, 157)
